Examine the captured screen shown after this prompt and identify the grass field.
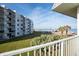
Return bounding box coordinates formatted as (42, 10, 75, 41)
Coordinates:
(0, 37, 32, 53)
(0, 31, 52, 53)
(0, 31, 68, 54)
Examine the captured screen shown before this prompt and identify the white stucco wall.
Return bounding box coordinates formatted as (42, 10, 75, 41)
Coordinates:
(15, 13, 24, 37)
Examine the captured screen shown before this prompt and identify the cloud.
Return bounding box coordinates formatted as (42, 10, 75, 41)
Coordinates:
(27, 6, 54, 26)
(27, 5, 77, 30)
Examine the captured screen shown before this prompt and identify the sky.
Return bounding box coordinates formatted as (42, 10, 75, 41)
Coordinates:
(0, 3, 77, 30)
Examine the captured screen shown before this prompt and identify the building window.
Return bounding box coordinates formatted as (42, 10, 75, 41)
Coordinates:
(21, 28, 23, 30)
(21, 24, 23, 26)
(8, 28, 11, 32)
(21, 20, 23, 22)
(17, 24, 19, 26)
(17, 19, 19, 22)
(0, 36, 2, 39)
(0, 30, 4, 33)
(17, 32, 19, 35)
(9, 12, 11, 15)
(17, 28, 19, 30)
(9, 18, 11, 21)
(8, 23, 11, 26)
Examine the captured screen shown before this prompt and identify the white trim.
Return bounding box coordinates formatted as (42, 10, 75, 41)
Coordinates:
(0, 35, 78, 56)
(61, 41, 64, 56)
(52, 3, 62, 9)
(77, 7, 79, 35)
(76, 7, 79, 55)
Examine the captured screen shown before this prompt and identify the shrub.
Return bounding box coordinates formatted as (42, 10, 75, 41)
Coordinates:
(53, 35, 61, 40)
(30, 34, 64, 46)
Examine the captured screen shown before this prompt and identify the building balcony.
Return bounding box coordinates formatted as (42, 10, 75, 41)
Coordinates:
(7, 13, 15, 18)
(0, 27, 4, 31)
(0, 21, 4, 25)
(8, 29, 15, 32)
(0, 30, 4, 33)
(7, 23, 15, 26)
(7, 20, 15, 24)
(0, 35, 78, 56)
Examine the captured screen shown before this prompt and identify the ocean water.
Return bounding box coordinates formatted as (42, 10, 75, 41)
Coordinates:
(71, 29, 77, 34)
(35, 29, 77, 34)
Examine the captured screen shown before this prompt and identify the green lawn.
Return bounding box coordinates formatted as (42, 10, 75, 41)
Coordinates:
(0, 38, 32, 53)
(0, 31, 67, 54)
(0, 31, 52, 53)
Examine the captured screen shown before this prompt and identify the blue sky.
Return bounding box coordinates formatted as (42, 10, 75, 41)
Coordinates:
(0, 3, 77, 30)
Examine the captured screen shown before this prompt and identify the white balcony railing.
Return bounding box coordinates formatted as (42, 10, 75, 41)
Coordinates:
(0, 35, 79, 56)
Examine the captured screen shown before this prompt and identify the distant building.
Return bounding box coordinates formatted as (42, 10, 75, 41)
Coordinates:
(25, 18, 33, 35)
(15, 14, 26, 37)
(0, 5, 33, 40)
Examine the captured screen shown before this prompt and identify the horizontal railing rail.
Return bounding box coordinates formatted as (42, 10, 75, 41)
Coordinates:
(0, 35, 78, 56)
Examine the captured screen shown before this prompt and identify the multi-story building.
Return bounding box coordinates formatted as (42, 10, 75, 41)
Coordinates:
(15, 13, 25, 37)
(25, 18, 33, 35)
(0, 5, 33, 40)
(7, 9, 16, 39)
(0, 5, 16, 40)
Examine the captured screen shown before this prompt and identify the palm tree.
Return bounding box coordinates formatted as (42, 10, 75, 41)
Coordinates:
(58, 26, 65, 36)
(64, 25, 71, 36)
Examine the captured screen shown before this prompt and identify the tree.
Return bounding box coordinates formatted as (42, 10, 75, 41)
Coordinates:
(64, 25, 71, 36)
(58, 26, 65, 36)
